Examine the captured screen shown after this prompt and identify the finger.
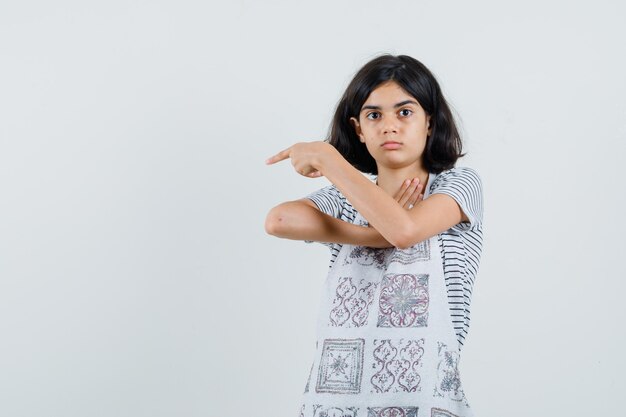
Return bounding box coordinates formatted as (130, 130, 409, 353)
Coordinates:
(413, 194, 423, 206)
(398, 179, 417, 207)
(409, 190, 424, 209)
(306, 170, 323, 178)
(265, 147, 291, 165)
(409, 185, 424, 207)
(406, 178, 423, 210)
(414, 184, 424, 200)
(404, 178, 420, 206)
(393, 179, 411, 201)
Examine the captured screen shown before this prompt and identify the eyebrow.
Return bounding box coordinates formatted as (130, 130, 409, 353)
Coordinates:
(361, 100, 419, 112)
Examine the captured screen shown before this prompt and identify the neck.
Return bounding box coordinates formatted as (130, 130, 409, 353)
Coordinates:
(375, 165, 430, 197)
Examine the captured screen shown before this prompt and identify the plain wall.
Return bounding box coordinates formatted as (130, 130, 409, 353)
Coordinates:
(1, 1, 624, 416)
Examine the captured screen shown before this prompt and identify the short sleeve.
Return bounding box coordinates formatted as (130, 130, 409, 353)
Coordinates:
(430, 166, 484, 233)
(302, 184, 346, 248)
(304, 184, 345, 219)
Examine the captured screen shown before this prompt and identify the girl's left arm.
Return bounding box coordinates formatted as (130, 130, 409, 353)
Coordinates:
(266, 141, 467, 249)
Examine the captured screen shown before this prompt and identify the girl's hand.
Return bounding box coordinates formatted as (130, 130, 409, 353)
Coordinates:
(367, 178, 423, 228)
(265, 141, 335, 178)
(394, 178, 424, 210)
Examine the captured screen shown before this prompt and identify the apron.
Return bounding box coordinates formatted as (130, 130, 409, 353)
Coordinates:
(298, 173, 475, 417)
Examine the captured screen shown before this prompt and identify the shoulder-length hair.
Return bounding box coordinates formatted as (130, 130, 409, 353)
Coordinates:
(326, 54, 465, 174)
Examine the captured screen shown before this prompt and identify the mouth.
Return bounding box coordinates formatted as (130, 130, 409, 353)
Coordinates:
(381, 141, 402, 149)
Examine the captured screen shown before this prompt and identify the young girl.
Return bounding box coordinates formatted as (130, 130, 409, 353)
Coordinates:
(265, 54, 484, 417)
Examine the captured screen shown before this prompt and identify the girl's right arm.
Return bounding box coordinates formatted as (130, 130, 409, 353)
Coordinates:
(265, 200, 393, 248)
(264, 179, 424, 248)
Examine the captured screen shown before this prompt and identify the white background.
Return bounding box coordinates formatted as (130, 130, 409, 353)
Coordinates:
(1, 1, 624, 416)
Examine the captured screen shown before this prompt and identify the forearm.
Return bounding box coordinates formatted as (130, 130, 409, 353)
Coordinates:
(317, 216, 394, 248)
(316, 148, 411, 247)
(266, 203, 395, 248)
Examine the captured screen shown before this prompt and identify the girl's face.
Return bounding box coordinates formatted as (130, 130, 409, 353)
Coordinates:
(350, 80, 432, 170)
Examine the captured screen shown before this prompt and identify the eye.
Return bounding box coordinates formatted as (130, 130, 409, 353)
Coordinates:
(366, 112, 380, 120)
(399, 108, 413, 117)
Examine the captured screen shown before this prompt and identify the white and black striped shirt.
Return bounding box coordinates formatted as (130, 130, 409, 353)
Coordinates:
(303, 166, 484, 351)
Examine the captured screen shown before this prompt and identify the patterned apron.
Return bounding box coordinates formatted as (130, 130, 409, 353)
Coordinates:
(298, 173, 475, 417)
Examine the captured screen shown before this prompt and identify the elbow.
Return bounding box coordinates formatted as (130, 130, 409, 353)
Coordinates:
(393, 225, 421, 250)
(264, 207, 284, 236)
(264, 205, 285, 237)
(264, 217, 277, 236)
(394, 238, 412, 250)
(388, 232, 410, 250)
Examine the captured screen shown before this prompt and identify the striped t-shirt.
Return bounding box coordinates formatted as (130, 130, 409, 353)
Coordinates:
(303, 166, 484, 351)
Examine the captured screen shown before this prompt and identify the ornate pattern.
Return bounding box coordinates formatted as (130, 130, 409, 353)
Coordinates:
(367, 407, 418, 417)
(299, 195, 475, 413)
(370, 338, 425, 393)
(431, 408, 460, 417)
(316, 339, 365, 394)
(388, 240, 431, 264)
(329, 276, 378, 327)
(342, 245, 392, 269)
(312, 405, 359, 417)
(378, 274, 429, 328)
(433, 342, 469, 406)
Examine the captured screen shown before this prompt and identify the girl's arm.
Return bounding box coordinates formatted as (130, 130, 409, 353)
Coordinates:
(316, 146, 468, 249)
(265, 199, 394, 248)
(265, 141, 466, 249)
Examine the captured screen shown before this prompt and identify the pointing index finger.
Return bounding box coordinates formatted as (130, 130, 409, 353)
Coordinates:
(265, 147, 291, 165)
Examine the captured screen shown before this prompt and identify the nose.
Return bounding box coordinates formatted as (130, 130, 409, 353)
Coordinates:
(382, 117, 398, 134)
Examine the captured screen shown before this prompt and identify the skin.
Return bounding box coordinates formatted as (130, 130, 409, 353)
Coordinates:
(350, 80, 432, 196)
(265, 80, 469, 249)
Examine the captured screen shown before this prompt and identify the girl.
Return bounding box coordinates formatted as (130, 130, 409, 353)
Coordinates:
(265, 54, 484, 417)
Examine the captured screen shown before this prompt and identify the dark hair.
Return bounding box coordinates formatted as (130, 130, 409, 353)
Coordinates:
(326, 54, 465, 174)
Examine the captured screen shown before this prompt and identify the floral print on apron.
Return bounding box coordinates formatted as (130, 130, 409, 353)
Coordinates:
(298, 173, 475, 417)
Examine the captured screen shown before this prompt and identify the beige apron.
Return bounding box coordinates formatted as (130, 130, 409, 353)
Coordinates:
(298, 173, 475, 417)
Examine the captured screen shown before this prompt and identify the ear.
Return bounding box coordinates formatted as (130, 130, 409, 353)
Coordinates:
(350, 116, 365, 142)
(426, 115, 432, 136)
